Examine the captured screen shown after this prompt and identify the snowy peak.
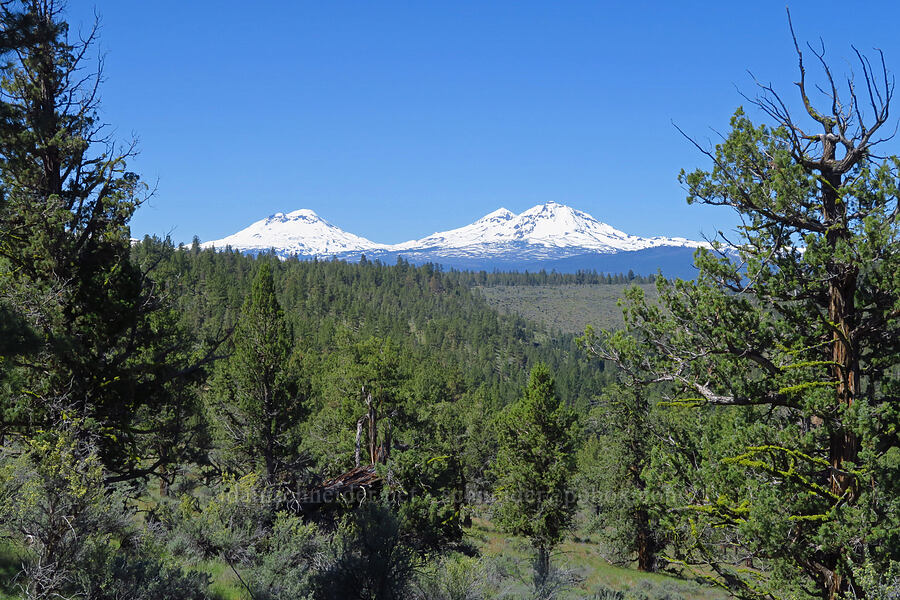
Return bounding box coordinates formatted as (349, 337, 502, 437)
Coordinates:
(269, 209, 320, 222)
(200, 201, 706, 264)
(511, 201, 628, 247)
(476, 207, 516, 223)
(396, 201, 703, 254)
(202, 209, 387, 257)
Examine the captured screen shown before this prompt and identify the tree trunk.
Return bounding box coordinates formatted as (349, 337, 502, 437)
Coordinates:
(355, 415, 366, 468)
(827, 260, 859, 499)
(263, 384, 277, 485)
(630, 427, 656, 572)
(534, 545, 550, 590)
(821, 165, 859, 600)
(366, 391, 377, 465)
(381, 415, 391, 463)
(158, 459, 169, 497)
(264, 439, 275, 486)
(635, 507, 655, 572)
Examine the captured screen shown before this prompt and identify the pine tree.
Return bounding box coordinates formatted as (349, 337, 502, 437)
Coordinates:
(492, 363, 577, 588)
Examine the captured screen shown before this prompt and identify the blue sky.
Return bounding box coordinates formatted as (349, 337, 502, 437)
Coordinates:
(68, 1, 900, 244)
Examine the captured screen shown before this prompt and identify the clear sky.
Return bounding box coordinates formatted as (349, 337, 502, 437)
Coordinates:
(65, 1, 900, 245)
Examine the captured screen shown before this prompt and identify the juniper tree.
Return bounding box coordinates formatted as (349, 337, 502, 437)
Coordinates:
(492, 363, 577, 588)
(0, 0, 209, 484)
(575, 328, 665, 572)
(589, 25, 900, 599)
(209, 263, 307, 486)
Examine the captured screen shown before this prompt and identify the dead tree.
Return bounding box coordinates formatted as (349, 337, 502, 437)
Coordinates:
(354, 387, 391, 467)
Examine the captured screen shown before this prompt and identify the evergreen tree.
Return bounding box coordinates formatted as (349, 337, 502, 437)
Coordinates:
(594, 35, 900, 599)
(210, 263, 307, 486)
(0, 0, 206, 483)
(574, 374, 661, 571)
(492, 363, 577, 588)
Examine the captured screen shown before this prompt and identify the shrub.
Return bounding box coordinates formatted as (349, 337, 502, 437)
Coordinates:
(315, 502, 421, 600)
(413, 554, 490, 600)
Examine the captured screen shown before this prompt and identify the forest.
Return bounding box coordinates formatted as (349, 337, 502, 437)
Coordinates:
(1, 2, 899, 600)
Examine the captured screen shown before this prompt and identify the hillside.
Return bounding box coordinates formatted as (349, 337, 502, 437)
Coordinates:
(477, 283, 658, 334)
(136, 238, 610, 412)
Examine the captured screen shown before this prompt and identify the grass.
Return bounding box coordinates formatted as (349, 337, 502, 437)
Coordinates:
(198, 558, 244, 600)
(465, 517, 729, 599)
(0, 542, 24, 600)
(477, 283, 658, 334)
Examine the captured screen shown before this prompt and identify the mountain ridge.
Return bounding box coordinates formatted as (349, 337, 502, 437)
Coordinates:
(201, 202, 708, 277)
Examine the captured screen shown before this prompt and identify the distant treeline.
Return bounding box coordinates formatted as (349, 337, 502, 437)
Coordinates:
(259, 244, 658, 287)
(443, 268, 656, 287)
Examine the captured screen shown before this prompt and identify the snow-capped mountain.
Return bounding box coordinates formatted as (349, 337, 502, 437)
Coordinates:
(202, 209, 389, 257)
(394, 201, 702, 258)
(201, 202, 708, 277)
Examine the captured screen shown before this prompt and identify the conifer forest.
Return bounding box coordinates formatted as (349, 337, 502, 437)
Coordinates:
(0, 2, 898, 599)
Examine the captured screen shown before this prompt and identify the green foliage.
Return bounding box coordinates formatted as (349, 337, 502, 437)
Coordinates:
(133, 242, 606, 414)
(164, 472, 319, 600)
(136, 240, 607, 556)
(304, 335, 468, 551)
(0, 425, 210, 599)
(17, 4, 892, 599)
(307, 336, 410, 470)
(388, 450, 464, 551)
(413, 554, 492, 600)
(575, 410, 661, 572)
(592, 51, 900, 598)
(577, 325, 676, 572)
(316, 502, 421, 600)
(244, 513, 320, 600)
(0, 1, 206, 483)
(208, 263, 308, 484)
(0, 427, 126, 598)
(169, 473, 273, 564)
(75, 548, 211, 600)
(492, 364, 578, 587)
(845, 559, 900, 599)
(591, 579, 699, 600)
(0, 2, 642, 599)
